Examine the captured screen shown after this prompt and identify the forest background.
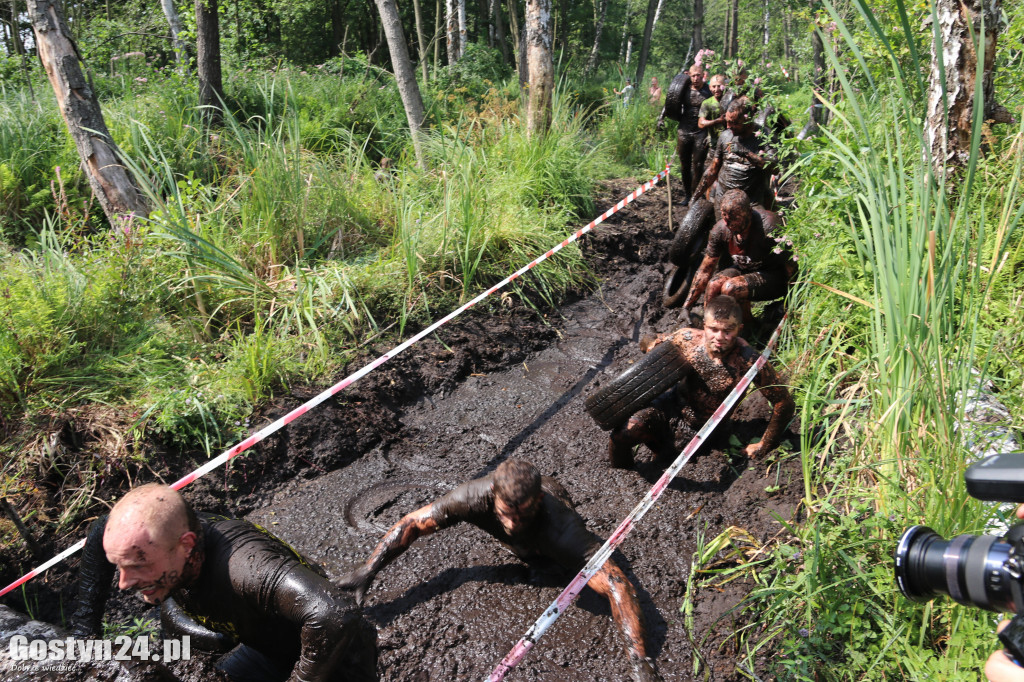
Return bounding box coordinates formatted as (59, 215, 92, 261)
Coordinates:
(1, 0, 1024, 679)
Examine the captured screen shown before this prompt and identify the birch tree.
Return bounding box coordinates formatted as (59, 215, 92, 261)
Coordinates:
(160, 0, 190, 71)
(634, 0, 658, 87)
(926, 0, 1013, 174)
(583, 0, 607, 77)
(525, 0, 553, 137)
(26, 0, 148, 224)
(412, 0, 428, 81)
(375, 0, 427, 168)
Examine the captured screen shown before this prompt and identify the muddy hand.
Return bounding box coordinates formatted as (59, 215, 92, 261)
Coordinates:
(743, 441, 764, 459)
(629, 652, 663, 682)
(337, 565, 375, 606)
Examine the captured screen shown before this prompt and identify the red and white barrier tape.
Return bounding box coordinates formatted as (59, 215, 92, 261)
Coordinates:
(0, 165, 671, 600)
(487, 313, 788, 681)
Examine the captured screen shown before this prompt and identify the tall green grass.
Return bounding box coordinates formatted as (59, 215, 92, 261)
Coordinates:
(733, 1, 1024, 678)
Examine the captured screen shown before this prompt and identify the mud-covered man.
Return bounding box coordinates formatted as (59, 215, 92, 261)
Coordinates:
(71, 484, 376, 682)
(694, 97, 775, 210)
(339, 459, 662, 682)
(698, 74, 728, 149)
(657, 64, 711, 206)
(609, 295, 794, 466)
(682, 189, 795, 326)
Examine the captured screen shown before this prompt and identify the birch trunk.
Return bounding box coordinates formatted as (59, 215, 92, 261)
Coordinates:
(412, 0, 428, 81)
(926, 0, 1011, 174)
(374, 0, 427, 168)
(525, 0, 552, 137)
(160, 0, 190, 71)
(618, 0, 632, 60)
(26, 0, 148, 223)
(762, 0, 769, 60)
(446, 0, 460, 64)
(583, 0, 607, 77)
(458, 0, 466, 58)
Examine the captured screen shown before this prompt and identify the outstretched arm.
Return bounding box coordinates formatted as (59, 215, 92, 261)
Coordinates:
(70, 517, 113, 637)
(338, 504, 440, 605)
(745, 363, 795, 458)
(588, 560, 661, 681)
(682, 253, 719, 310)
(692, 157, 720, 199)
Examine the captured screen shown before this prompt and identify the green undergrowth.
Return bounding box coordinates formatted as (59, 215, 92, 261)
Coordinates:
(0, 65, 608, 544)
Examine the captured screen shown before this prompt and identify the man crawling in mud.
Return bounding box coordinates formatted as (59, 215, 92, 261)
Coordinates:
(71, 483, 376, 681)
(682, 189, 795, 327)
(609, 295, 794, 466)
(339, 458, 663, 682)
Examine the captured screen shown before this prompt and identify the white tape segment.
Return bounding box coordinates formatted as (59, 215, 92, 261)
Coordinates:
(487, 314, 788, 681)
(0, 165, 671, 600)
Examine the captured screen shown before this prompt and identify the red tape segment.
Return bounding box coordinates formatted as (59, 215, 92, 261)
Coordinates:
(0, 165, 671, 600)
(487, 314, 788, 681)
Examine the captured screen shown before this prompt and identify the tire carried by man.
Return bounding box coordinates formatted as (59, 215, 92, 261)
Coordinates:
(584, 341, 689, 430)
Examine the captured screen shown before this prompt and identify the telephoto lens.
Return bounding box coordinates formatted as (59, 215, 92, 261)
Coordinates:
(894, 525, 1018, 612)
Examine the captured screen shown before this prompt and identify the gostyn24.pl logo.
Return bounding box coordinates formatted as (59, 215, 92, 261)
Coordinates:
(7, 634, 191, 664)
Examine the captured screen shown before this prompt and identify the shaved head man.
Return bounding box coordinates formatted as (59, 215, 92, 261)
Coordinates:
(73, 484, 377, 681)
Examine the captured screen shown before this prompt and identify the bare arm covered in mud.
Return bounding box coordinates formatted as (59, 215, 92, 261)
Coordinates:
(692, 156, 720, 200)
(682, 251, 720, 310)
(338, 504, 439, 605)
(746, 361, 795, 459)
(588, 560, 661, 681)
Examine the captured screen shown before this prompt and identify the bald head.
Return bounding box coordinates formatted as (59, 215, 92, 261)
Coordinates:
(103, 484, 199, 604)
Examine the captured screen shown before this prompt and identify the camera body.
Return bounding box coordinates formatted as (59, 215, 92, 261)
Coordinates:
(894, 453, 1024, 662)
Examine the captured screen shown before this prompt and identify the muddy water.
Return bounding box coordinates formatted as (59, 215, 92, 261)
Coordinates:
(1, 180, 801, 681)
(245, 181, 803, 680)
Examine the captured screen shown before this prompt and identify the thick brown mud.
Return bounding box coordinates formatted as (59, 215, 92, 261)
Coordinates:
(1, 178, 801, 681)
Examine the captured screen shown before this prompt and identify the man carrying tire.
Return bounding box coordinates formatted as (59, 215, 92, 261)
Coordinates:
(603, 296, 794, 466)
(693, 97, 775, 211)
(338, 459, 663, 682)
(657, 64, 711, 207)
(681, 189, 795, 327)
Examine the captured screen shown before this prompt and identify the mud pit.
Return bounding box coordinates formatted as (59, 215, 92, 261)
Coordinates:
(2, 178, 802, 681)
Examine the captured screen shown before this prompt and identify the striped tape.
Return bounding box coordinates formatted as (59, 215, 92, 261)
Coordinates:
(487, 314, 788, 681)
(0, 165, 671, 600)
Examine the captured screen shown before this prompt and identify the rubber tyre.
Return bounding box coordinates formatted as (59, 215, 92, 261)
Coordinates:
(662, 263, 698, 309)
(585, 342, 688, 431)
(753, 204, 783, 235)
(662, 72, 691, 122)
(668, 198, 714, 266)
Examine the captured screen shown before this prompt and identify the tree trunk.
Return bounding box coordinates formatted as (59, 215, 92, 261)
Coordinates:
(525, 0, 552, 137)
(762, 0, 769, 60)
(810, 26, 828, 126)
(26, 0, 148, 223)
(558, 0, 568, 54)
(926, 0, 1010, 174)
(374, 0, 427, 168)
(583, 0, 606, 77)
(691, 0, 703, 56)
(458, 0, 466, 57)
(729, 0, 738, 59)
(434, 0, 441, 74)
(618, 0, 631, 60)
(625, 35, 633, 66)
(508, 0, 525, 86)
(633, 0, 658, 86)
(412, 0, 428, 81)
(160, 0, 190, 71)
(329, 0, 346, 56)
(493, 0, 510, 64)
(782, 8, 792, 61)
(446, 0, 459, 64)
(723, 5, 730, 57)
(196, 0, 223, 123)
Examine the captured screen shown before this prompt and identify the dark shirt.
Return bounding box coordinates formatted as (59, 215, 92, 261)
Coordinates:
(73, 514, 363, 682)
(704, 210, 788, 275)
(679, 83, 712, 134)
(429, 474, 601, 572)
(709, 128, 772, 204)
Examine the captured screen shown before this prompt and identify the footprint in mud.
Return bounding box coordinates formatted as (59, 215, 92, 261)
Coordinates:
(343, 480, 448, 532)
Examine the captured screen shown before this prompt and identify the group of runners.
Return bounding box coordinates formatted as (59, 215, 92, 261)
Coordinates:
(63, 61, 798, 682)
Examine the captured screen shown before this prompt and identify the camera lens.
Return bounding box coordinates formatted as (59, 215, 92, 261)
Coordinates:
(894, 525, 1015, 612)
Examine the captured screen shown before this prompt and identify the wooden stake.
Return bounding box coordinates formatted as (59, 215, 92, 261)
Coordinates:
(1, 497, 42, 559)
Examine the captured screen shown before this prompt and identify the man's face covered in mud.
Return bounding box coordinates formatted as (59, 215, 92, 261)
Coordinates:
(703, 313, 742, 359)
(103, 519, 197, 605)
(494, 493, 542, 537)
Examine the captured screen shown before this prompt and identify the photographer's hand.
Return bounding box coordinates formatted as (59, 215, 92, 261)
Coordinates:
(987, 620, 1024, 681)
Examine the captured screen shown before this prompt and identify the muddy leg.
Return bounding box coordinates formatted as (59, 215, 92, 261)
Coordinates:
(609, 408, 675, 468)
(719, 277, 754, 327)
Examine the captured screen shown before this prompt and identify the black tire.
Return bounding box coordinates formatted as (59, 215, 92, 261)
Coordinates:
(585, 342, 688, 431)
(662, 72, 691, 122)
(662, 263, 698, 309)
(753, 204, 783, 236)
(668, 198, 714, 266)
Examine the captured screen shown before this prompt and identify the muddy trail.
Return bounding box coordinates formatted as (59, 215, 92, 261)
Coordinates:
(1, 177, 802, 681)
